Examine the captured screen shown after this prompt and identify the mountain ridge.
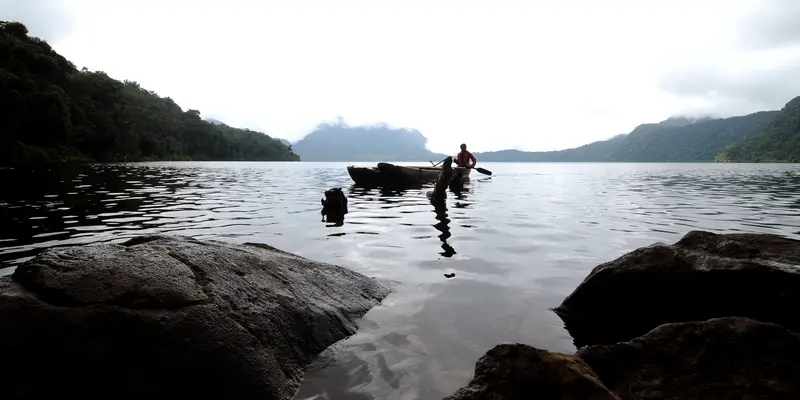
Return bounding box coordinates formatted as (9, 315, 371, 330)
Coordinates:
(285, 109, 784, 162)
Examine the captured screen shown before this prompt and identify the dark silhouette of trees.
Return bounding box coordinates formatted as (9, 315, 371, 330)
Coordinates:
(0, 21, 299, 163)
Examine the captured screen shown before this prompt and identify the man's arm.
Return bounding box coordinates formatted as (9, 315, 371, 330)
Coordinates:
(469, 152, 477, 166)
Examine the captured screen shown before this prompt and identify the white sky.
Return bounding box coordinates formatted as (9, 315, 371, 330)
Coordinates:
(6, 0, 800, 153)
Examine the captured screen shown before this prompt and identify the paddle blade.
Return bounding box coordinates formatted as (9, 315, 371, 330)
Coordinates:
(475, 167, 492, 176)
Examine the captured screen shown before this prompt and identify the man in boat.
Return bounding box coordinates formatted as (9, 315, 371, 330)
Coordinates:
(455, 143, 477, 169)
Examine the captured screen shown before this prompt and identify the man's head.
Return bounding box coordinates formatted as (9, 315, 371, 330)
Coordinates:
(460, 143, 467, 151)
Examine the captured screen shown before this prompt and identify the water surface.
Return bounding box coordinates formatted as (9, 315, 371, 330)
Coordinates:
(2, 162, 800, 399)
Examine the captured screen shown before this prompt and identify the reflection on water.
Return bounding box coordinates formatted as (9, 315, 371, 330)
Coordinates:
(2, 162, 800, 399)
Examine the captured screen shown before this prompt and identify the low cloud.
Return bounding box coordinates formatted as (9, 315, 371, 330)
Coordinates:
(0, 0, 75, 41)
(735, 0, 800, 50)
(659, 0, 800, 116)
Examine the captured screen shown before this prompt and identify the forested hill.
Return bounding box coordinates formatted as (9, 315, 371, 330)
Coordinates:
(476, 112, 777, 162)
(0, 21, 299, 164)
(715, 96, 800, 162)
(288, 111, 778, 163)
(291, 122, 448, 161)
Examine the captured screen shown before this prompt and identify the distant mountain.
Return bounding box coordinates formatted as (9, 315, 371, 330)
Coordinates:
(205, 118, 226, 126)
(292, 122, 447, 162)
(286, 110, 779, 163)
(715, 96, 800, 162)
(475, 112, 777, 162)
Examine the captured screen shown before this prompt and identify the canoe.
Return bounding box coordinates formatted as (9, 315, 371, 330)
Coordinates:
(347, 165, 383, 186)
(377, 162, 442, 184)
(346, 163, 472, 186)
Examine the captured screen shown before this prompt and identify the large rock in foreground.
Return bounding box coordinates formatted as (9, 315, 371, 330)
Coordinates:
(0, 235, 391, 399)
(443, 343, 619, 400)
(553, 230, 800, 347)
(577, 317, 800, 399)
(445, 317, 800, 399)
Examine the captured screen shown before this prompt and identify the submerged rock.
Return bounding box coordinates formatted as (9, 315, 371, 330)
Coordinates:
(577, 317, 800, 399)
(442, 343, 618, 400)
(0, 235, 391, 399)
(553, 230, 800, 347)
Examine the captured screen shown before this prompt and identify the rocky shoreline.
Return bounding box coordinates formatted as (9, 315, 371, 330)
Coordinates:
(0, 235, 391, 399)
(2, 230, 798, 399)
(445, 230, 800, 399)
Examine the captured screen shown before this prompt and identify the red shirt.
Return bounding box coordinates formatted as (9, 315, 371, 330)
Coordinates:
(457, 150, 477, 167)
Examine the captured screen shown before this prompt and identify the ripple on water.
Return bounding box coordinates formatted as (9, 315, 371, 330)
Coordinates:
(1, 162, 800, 399)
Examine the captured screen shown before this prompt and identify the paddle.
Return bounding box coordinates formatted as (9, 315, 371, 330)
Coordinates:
(473, 166, 492, 176)
(430, 158, 447, 167)
(433, 157, 491, 175)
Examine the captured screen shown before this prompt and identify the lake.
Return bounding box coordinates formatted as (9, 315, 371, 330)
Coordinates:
(2, 162, 800, 399)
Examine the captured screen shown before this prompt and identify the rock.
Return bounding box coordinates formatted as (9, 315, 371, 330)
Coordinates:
(442, 343, 619, 400)
(576, 317, 800, 399)
(321, 187, 348, 225)
(0, 235, 391, 399)
(553, 230, 800, 347)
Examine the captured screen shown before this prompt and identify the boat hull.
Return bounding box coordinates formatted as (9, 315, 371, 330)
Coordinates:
(348, 163, 471, 186)
(347, 166, 383, 186)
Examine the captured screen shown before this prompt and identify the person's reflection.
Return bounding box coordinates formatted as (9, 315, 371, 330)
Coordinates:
(430, 195, 456, 257)
(449, 178, 471, 207)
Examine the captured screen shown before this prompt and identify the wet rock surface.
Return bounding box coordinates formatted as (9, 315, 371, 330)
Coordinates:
(0, 235, 391, 399)
(443, 343, 619, 400)
(554, 230, 800, 347)
(577, 317, 800, 399)
(444, 230, 800, 399)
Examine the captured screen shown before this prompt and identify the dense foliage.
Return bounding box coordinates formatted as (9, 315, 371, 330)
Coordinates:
(0, 21, 299, 164)
(715, 96, 800, 162)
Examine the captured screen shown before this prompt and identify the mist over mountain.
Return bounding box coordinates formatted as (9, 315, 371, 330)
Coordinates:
(205, 118, 226, 126)
(289, 121, 447, 162)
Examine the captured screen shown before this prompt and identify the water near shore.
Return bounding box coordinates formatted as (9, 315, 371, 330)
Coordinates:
(2, 161, 800, 399)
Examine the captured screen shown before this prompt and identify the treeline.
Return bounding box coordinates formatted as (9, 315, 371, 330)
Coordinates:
(475, 113, 778, 163)
(715, 96, 800, 162)
(0, 21, 299, 164)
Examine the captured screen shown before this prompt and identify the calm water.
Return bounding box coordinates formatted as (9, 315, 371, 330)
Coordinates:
(2, 162, 800, 398)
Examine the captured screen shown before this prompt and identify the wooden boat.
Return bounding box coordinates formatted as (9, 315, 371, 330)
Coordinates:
(346, 165, 383, 186)
(377, 162, 442, 184)
(347, 163, 471, 186)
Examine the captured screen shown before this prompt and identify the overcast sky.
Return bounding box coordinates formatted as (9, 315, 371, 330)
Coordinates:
(4, 0, 800, 153)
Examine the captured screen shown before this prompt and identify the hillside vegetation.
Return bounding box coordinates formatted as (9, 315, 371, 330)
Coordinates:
(286, 110, 786, 163)
(715, 96, 800, 162)
(477, 113, 777, 162)
(0, 21, 298, 164)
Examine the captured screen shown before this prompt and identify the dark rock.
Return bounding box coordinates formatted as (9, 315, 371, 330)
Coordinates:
(431, 156, 453, 201)
(321, 187, 348, 225)
(553, 230, 800, 347)
(0, 235, 390, 399)
(577, 317, 800, 399)
(442, 343, 619, 400)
